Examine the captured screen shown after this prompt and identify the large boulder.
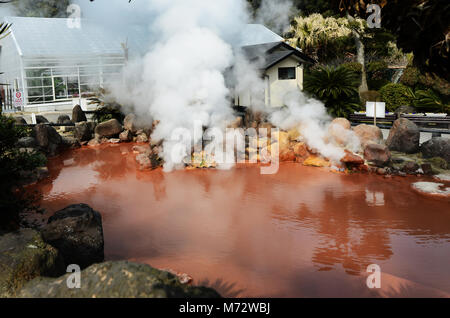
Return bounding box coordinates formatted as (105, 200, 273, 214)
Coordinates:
(0, 229, 63, 297)
(18, 261, 221, 298)
(331, 117, 351, 130)
(41, 204, 104, 269)
(94, 119, 122, 138)
(74, 122, 92, 142)
(421, 137, 450, 163)
(386, 118, 420, 154)
(124, 114, 151, 135)
(328, 118, 359, 149)
(14, 116, 27, 125)
(72, 105, 87, 123)
(364, 144, 391, 167)
(57, 114, 72, 125)
(32, 124, 63, 156)
(61, 136, 80, 150)
(353, 124, 383, 147)
(35, 115, 49, 124)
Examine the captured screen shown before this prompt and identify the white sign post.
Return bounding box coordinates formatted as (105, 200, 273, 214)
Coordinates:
(13, 91, 24, 110)
(366, 102, 386, 127)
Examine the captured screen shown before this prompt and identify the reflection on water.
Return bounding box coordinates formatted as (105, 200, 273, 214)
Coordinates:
(30, 144, 450, 298)
(365, 189, 385, 207)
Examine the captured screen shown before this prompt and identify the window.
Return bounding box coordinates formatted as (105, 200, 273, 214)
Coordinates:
(278, 67, 296, 80)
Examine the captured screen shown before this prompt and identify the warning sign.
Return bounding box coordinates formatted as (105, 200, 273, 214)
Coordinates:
(14, 91, 24, 108)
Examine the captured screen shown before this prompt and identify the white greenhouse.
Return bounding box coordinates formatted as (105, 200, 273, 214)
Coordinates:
(0, 17, 148, 113)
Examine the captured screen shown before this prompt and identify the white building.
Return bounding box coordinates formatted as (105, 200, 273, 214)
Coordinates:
(0, 17, 148, 113)
(0, 18, 313, 113)
(235, 25, 315, 108)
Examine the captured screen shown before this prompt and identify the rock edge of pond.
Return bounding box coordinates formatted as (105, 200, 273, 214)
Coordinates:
(0, 204, 221, 298)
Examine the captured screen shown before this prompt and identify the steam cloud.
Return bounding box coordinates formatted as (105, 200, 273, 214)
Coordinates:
(5, 0, 359, 169)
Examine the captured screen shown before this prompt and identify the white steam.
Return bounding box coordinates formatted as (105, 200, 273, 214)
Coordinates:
(73, 0, 357, 169)
(269, 91, 350, 163)
(254, 0, 296, 35)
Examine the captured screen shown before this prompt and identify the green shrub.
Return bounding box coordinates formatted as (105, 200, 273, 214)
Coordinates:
(414, 89, 449, 113)
(379, 83, 413, 112)
(418, 73, 450, 97)
(0, 115, 45, 231)
(341, 62, 362, 75)
(367, 61, 390, 90)
(304, 65, 361, 117)
(367, 61, 388, 73)
(400, 67, 420, 87)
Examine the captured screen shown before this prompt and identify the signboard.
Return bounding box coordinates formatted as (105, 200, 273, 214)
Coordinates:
(14, 91, 24, 108)
(366, 102, 386, 118)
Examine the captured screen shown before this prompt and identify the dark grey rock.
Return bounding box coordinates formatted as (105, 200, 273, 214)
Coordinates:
(18, 261, 221, 298)
(386, 118, 420, 154)
(86, 122, 97, 134)
(61, 136, 80, 149)
(14, 116, 27, 125)
(94, 119, 122, 138)
(364, 144, 391, 167)
(421, 163, 434, 176)
(402, 161, 420, 174)
(421, 137, 450, 163)
(35, 115, 49, 124)
(32, 124, 63, 156)
(41, 204, 104, 269)
(57, 114, 72, 125)
(72, 105, 87, 123)
(74, 122, 92, 142)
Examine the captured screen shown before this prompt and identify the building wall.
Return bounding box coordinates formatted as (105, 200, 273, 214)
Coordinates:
(234, 56, 304, 109)
(265, 56, 303, 108)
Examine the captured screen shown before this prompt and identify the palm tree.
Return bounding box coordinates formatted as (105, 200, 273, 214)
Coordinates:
(286, 14, 353, 61)
(304, 66, 361, 117)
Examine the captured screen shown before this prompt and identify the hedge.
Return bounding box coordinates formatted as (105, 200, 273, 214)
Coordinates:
(379, 83, 413, 112)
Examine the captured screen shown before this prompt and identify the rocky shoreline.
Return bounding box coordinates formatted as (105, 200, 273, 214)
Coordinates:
(14, 106, 450, 183)
(0, 203, 220, 298)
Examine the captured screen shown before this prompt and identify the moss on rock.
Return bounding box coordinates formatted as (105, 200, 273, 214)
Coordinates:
(0, 229, 64, 297)
(18, 261, 221, 298)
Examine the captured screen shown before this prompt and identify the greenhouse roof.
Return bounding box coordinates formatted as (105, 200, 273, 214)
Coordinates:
(3, 17, 284, 58)
(4, 16, 150, 58)
(238, 24, 284, 47)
